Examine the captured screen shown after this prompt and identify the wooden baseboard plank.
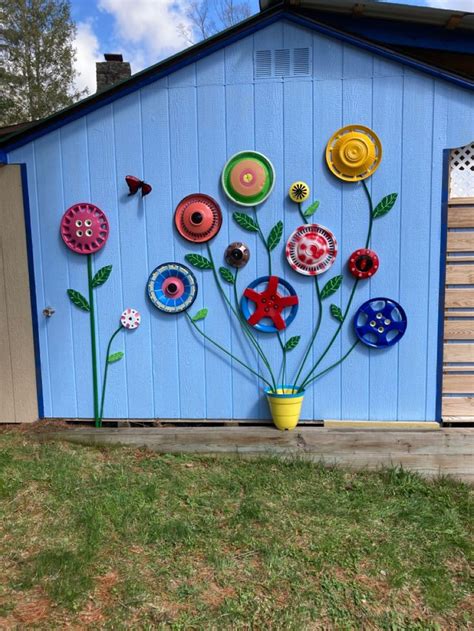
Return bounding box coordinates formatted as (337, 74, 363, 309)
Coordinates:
(324, 420, 440, 430)
(442, 416, 474, 423)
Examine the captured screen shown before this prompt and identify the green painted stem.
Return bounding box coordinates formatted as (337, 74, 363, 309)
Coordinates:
(232, 267, 277, 390)
(252, 207, 272, 275)
(299, 279, 359, 392)
(206, 244, 276, 388)
(186, 312, 272, 388)
(292, 201, 323, 390)
(303, 340, 360, 388)
(276, 333, 286, 385)
(298, 182, 375, 392)
(87, 254, 100, 427)
(99, 326, 122, 422)
(252, 207, 289, 385)
(362, 179, 374, 248)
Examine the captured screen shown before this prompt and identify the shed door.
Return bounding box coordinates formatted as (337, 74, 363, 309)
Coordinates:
(442, 144, 474, 421)
(0, 165, 38, 423)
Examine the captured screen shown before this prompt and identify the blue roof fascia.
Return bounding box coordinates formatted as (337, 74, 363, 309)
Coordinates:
(310, 13, 474, 54)
(284, 12, 474, 89)
(0, 150, 7, 163)
(2, 9, 473, 155)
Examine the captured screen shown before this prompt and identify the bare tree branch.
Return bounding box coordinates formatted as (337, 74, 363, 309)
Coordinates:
(178, 0, 251, 45)
(216, 0, 251, 28)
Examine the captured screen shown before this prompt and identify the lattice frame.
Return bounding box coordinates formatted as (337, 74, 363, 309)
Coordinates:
(449, 142, 474, 199)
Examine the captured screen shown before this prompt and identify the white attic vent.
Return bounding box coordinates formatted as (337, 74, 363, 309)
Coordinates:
(275, 49, 291, 76)
(255, 49, 272, 78)
(293, 48, 311, 76)
(254, 47, 312, 79)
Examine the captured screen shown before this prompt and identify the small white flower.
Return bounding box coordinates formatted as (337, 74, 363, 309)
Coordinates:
(120, 308, 141, 330)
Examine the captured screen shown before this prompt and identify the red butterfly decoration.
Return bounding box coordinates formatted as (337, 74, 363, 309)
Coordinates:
(125, 175, 152, 197)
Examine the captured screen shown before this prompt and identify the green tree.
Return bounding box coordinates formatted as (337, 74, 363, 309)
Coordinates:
(0, 0, 86, 126)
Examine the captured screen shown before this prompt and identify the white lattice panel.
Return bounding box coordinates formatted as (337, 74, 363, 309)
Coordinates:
(450, 143, 474, 199)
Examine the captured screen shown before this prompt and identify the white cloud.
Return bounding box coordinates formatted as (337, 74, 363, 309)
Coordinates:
(98, 0, 192, 69)
(73, 21, 102, 94)
(406, 0, 474, 8)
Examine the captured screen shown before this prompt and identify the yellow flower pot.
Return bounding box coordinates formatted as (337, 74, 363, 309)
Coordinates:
(265, 386, 305, 431)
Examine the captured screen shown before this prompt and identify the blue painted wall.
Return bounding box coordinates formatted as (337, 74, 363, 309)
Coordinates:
(8, 20, 474, 421)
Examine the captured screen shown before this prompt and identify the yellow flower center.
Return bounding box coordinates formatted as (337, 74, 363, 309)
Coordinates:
(342, 139, 368, 166)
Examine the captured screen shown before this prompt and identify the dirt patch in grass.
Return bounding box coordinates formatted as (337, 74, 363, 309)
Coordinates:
(0, 430, 472, 629)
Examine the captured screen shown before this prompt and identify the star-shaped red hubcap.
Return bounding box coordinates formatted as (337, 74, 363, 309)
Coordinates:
(243, 276, 299, 330)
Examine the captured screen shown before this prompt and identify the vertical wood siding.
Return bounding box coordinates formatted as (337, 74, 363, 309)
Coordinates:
(8, 21, 474, 421)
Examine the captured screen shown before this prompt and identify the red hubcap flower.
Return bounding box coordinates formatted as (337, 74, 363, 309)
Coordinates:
(243, 276, 299, 331)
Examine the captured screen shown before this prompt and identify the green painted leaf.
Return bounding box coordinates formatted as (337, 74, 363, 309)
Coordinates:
(284, 336, 300, 352)
(108, 351, 124, 364)
(330, 304, 343, 322)
(267, 221, 283, 252)
(303, 200, 320, 218)
(91, 264, 112, 288)
(320, 275, 343, 300)
(232, 212, 259, 232)
(184, 253, 213, 270)
(192, 308, 208, 322)
(372, 193, 398, 219)
(219, 267, 235, 284)
(67, 289, 90, 312)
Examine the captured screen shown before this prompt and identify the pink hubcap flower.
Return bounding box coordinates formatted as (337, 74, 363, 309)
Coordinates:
(60, 203, 109, 254)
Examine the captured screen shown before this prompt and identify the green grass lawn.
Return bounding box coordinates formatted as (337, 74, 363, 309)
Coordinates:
(0, 429, 472, 629)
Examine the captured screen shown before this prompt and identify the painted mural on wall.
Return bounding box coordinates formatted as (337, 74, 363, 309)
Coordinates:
(145, 125, 407, 430)
(60, 125, 406, 428)
(60, 203, 140, 427)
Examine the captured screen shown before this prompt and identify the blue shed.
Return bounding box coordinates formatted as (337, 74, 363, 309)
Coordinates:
(0, 0, 473, 426)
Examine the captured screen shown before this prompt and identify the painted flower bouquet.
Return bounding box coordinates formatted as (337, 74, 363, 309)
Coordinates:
(60, 203, 140, 427)
(147, 125, 407, 430)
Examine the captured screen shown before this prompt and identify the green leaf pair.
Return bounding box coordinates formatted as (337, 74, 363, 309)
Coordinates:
(67, 289, 90, 312)
(219, 267, 235, 284)
(185, 253, 213, 270)
(233, 212, 259, 232)
(320, 275, 343, 300)
(267, 221, 283, 252)
(330, 304, 343, 322)
(284, 336, 300, 352)
(303, 200, 320, 218)
(192, 308, 208, 322)
(91, 265, 112, 288)
(372, 193, 398, 219)
(108, 351, 124, 363)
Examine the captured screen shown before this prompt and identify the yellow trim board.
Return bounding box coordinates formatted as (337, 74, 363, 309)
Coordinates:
(324, 420, 440, 430)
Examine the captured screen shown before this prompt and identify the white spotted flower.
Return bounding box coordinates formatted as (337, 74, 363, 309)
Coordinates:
(120, 308, 141, 330)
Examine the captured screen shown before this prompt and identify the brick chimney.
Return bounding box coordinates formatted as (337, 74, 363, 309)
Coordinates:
(96, 54, 131, 92)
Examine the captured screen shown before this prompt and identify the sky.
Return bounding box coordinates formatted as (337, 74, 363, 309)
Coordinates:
(70, 0, 473, 94)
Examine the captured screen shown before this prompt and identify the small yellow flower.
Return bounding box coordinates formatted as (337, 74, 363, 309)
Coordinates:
(326, 125, 382, 182)
(289, 181, 310, 203)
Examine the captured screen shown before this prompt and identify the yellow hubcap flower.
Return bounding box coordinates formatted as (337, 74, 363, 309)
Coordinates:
(289, 181, 310, 203)
(326, 125, 382, 182)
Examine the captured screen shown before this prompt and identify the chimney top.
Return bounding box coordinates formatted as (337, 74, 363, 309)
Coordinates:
(96, 53, 131, 92)
(104, 53, 123, 62)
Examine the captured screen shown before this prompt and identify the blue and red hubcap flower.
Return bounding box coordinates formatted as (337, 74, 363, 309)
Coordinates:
(241, 276, 299, 333)
(147, 262, 198, 313)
